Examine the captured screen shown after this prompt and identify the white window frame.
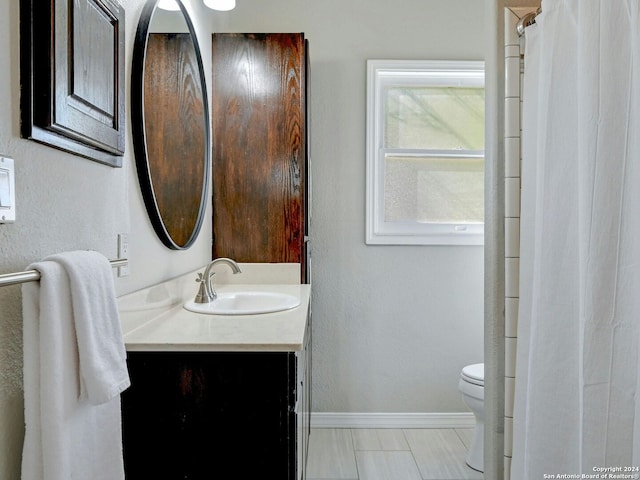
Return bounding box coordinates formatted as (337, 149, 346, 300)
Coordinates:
(365, 60, 485, 246)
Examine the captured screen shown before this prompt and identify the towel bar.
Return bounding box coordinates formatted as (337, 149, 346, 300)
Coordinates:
(0, 258, 128, 288)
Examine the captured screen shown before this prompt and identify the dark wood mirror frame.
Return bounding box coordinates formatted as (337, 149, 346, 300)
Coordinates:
(131, 0, 211, 250)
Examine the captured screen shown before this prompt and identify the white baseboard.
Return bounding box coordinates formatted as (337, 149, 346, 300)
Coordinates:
(310, 412, 475, 429)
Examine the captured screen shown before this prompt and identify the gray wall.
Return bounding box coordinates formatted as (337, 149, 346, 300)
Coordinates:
(0, 0, 213, 477)
(0, 0, 485, 477)
(210, 0, 486, 414)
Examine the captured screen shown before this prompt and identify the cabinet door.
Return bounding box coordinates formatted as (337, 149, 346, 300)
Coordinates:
(296, 349, 306, 479)
(21, 0, 125, 166)
(296, 310, 312, 479)
(212, 33, 307, 275)
(122, 352, 294, 479)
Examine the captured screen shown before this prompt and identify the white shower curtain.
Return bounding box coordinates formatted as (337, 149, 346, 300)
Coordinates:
(512, 0, 640, 476)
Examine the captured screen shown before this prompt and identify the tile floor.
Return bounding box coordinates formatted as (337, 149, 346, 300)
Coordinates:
(306, 428, 483, 480)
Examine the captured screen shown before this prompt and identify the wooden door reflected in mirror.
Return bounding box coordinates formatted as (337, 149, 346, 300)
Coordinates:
(132, 0, 210, 249)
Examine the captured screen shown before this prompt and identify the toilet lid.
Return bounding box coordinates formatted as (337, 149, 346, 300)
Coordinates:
(461, 363, 484, 386)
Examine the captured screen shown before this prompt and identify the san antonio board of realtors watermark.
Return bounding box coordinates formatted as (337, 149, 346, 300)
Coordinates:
(543, 467, 640, 479)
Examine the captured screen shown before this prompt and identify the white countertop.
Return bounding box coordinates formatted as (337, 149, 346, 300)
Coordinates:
(118, 264, 310, 352)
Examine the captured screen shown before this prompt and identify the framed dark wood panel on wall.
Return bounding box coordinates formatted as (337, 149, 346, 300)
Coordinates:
(20, 0, 125, 167)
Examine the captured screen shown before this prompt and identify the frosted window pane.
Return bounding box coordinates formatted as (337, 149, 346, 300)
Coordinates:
(384, 156, 484, 223)
(384, 87, 485, 150)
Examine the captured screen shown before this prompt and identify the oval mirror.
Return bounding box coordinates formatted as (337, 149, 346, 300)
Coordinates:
(132, 0, 210, 249)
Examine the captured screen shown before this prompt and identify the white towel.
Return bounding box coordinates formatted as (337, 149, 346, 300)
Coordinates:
(22, 251, 130, 480)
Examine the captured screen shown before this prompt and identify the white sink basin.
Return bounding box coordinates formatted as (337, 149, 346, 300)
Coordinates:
(183, 291, 301, 315)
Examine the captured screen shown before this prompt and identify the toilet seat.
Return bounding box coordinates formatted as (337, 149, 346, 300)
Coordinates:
(461, 363, 484, 387)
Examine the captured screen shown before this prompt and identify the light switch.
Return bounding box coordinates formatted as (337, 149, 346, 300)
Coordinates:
(0, 170, 10, 206)
(0, 156, 16, 223)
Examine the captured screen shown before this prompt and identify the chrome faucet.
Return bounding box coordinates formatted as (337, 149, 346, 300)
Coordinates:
(194, 258, 242, 304)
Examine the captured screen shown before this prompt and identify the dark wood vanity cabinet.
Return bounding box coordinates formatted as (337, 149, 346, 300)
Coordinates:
(211, 33, 310, 283)
(122, 321, 311, 479)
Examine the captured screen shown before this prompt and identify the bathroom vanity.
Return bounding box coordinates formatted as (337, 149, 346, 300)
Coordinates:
(118, 265, 311, 479)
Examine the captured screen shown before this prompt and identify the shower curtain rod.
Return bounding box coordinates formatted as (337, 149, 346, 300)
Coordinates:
(517, 7, 542, 36)
(0, 258, 128, 288)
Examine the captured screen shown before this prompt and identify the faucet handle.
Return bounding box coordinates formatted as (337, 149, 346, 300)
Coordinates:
(196, 271, 216, 281)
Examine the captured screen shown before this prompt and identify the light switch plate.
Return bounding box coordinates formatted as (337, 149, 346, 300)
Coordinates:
(0, 156, 15, 223)
(117, 233, 129, 277)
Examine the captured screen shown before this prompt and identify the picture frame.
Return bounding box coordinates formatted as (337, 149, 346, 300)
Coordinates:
(20, 0, 125, 168)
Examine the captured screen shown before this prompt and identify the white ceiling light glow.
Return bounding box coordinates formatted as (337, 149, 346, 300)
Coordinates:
(203, 0, 236, 11)
(157, 0, 180, 11)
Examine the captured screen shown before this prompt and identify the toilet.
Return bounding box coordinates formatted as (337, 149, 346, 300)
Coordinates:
(458, 363, 484, 472)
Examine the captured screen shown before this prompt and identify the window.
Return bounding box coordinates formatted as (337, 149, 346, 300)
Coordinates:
(366, 60, 485, 245)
